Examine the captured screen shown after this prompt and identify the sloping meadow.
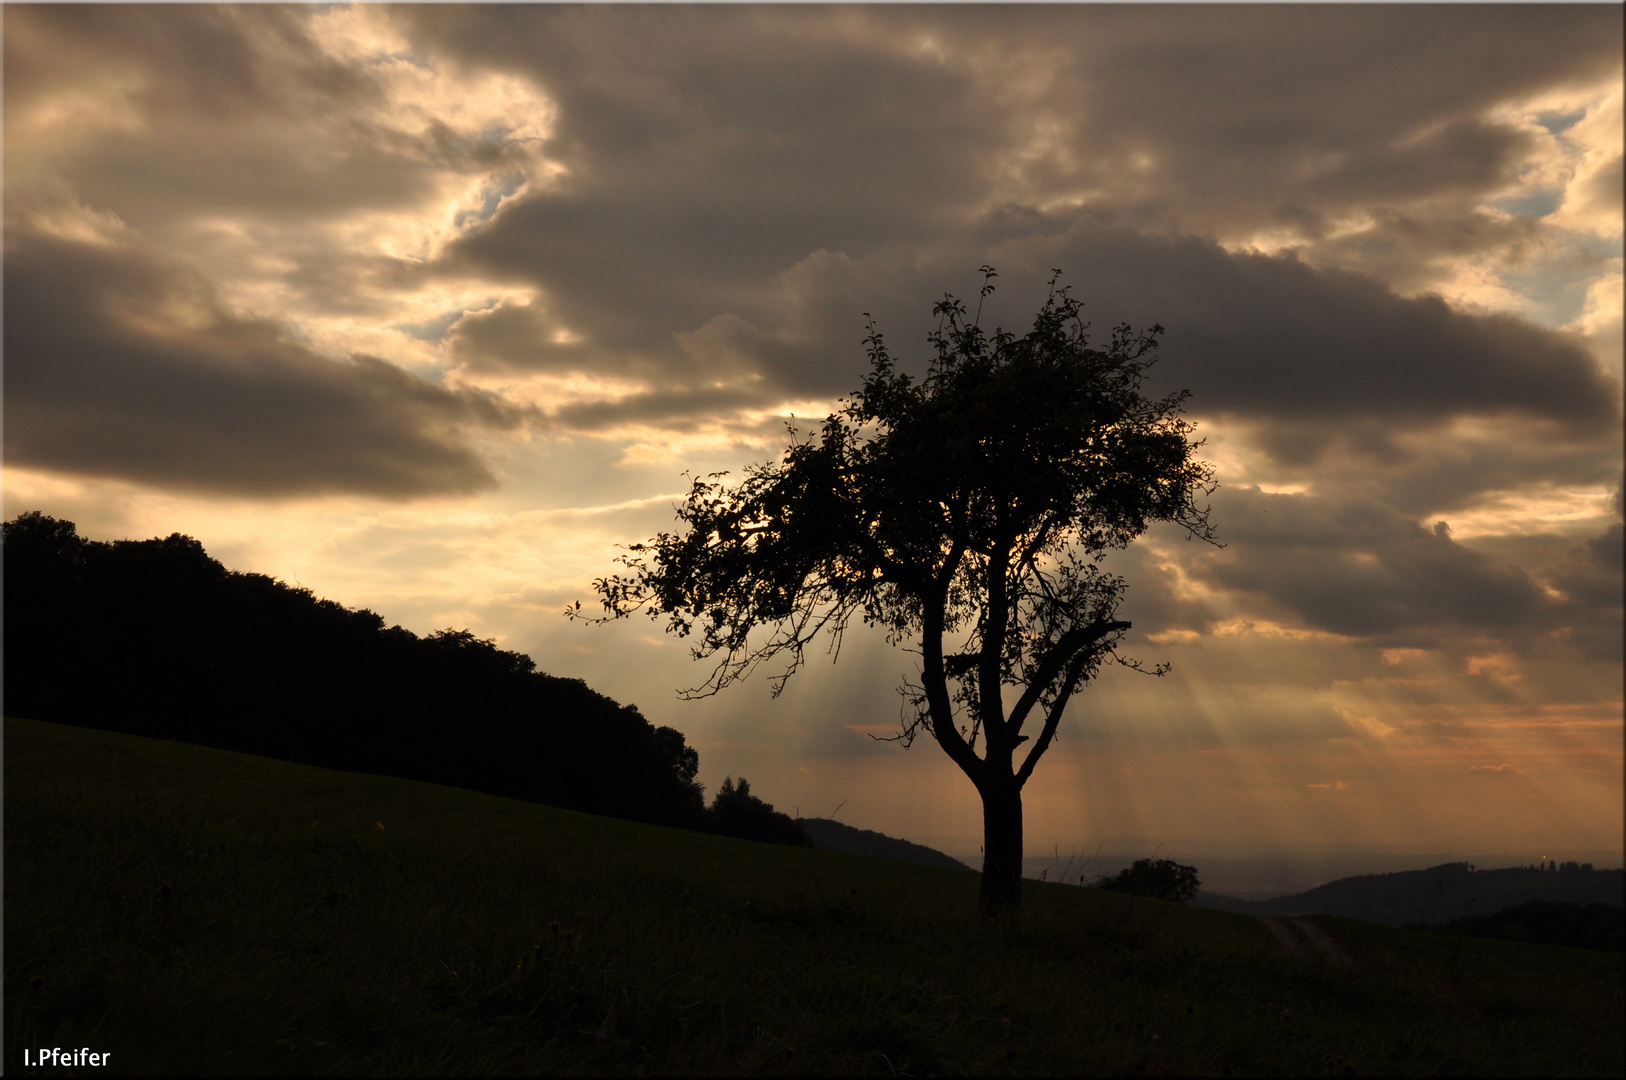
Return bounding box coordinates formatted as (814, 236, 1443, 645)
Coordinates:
(7, 718, 1621, 1076)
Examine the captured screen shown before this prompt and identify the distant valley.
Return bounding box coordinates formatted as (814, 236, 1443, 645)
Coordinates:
(792, 834, 1626, 933)
(1193, 862, 1624, 926)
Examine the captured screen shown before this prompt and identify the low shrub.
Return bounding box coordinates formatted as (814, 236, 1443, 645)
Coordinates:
(1096, 858, 1201, 903)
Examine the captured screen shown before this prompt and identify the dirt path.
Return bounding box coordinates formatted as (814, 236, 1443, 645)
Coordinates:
(1290, 917, 1350, 965)
(1260, 918, 1311, 958)
(1261, 916, 1349, 965)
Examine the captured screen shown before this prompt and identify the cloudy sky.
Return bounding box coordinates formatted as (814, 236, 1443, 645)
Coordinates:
(6, 3, 1622, 868)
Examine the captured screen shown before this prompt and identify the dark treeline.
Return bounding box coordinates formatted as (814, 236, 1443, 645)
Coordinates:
(4, 512, 806, 844)
(709, 778, 812, 848)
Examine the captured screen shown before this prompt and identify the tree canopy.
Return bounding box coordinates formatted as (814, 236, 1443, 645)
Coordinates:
(587, 269, 1216, 912)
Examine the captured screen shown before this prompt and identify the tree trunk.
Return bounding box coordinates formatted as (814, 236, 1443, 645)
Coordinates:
(979, 776, 1024, 916)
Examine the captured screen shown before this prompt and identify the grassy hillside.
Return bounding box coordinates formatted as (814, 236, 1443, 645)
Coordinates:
(1427, 901, 1625, 952)
(7, 717, 1623, 1076)
(798, 817, 974, 873)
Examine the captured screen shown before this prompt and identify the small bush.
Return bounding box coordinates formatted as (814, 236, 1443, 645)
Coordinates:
(1095, 858, 1201, 903)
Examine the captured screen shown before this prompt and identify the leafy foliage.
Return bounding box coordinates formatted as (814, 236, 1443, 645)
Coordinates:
(590, 271, 1215, 746)
(1096, 858, 1203, 904)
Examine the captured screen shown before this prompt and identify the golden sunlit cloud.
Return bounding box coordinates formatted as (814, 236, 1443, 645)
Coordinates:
(1429, 483, 1619, 541)
(1466, 652, 1524, 688)
(1566, 263, 1625, 378)
(1336, 708, 1399, 741)
(1549, 82, 1624, 240)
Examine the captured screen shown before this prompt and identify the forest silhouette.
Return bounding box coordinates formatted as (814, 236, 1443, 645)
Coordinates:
(3, 511, 805, 844)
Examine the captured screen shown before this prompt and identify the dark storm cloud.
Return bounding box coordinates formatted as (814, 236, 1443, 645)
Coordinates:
(852, 225, 1617, 435)
(1179, 486, 1593, 648)
(552, 385, 774, 434)
(3, 225, 533, 498)
(539, 222, 1621, 511)
(5, 4, 540, 332)
(408, 2, 1621, 278)
(1091, 235, 1614, 431)
(1281, 208, 1548, 300)
(447, 299, 582, 375)
(1341, 427, 1621, 520)
(1550, 500, 1626, 662)
(3, 4, 362, 121)
(955, 4, 1621, 245)
(419, 4, 1002, 390)
(440, 208, 1621, 482)
(398, 5, 1619, 483)
(8, 4, 1619, 509)
(4, 5, 409, 228)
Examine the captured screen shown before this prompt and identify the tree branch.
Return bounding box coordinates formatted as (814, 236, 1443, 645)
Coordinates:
(1005, 619, 1128, 736)
(1015, 648, 1095, 789)
(978, 535, 1012, 746)
(920, 550, 983, 785)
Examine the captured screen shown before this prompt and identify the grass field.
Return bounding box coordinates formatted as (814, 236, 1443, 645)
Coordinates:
(6, 717, 1622, 1076)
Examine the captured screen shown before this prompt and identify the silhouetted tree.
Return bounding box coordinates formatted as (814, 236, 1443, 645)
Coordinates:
(708, 777, 812, 847)
(583, 269, 1216, 914)
(1096, 858, 1202, 903)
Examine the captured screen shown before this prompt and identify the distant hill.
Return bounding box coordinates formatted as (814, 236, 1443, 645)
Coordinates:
(798, 818, 974, 873)
(1194, 862, 1625, 926)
